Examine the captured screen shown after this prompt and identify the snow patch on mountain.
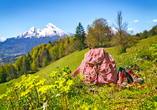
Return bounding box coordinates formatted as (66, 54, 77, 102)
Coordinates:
(0, 38, 7, 42)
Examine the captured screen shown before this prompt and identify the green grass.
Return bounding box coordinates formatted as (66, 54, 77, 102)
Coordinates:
(126, 35, 157, 53)
(0, 35, 157, 109)
(0, 35, 157, 95)
(35, 48, 88, 84)
(0, 49, 88, 95)
(0, 78, 22, 94)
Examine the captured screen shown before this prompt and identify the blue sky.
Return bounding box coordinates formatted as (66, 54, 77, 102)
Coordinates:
(0, 0, 157, 39)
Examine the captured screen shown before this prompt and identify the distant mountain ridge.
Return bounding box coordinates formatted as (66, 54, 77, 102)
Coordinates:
(0, 23, 74, 55)
(17, 23, 72, 39)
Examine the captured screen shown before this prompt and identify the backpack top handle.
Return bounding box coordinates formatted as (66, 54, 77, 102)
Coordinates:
(88, 44, 94, 49)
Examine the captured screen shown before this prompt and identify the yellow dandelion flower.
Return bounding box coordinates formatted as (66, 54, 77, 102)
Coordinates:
(64, 86, 70, 93)
(0, 94, 5, 100)
(67, 80, 73, 86)
(21, 89, 30, 97)
(49, 71, 57, 78)
(63, 72, 67, 76)
(7, 96, 13, 100)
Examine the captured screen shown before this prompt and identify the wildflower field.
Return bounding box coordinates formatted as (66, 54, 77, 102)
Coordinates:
(0, 36, 157, 109)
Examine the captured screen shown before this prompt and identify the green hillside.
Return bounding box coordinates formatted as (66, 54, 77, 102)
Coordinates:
(36, 35, 157, 83)
(0, 35, 157, 109)
(0, 35, 157, 94)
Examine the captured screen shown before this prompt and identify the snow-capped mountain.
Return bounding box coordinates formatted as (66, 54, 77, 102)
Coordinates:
(17, 23, 72, 38)
(0, 23, 74, 55)
(0, 38, 6, 42)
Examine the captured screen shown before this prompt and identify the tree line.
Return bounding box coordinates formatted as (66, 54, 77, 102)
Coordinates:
(1, 11, 157, 83)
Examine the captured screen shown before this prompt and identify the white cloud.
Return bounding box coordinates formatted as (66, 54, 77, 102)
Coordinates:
(110, 26, 117, 34)
(107, 20, 111, 23)
(127, 28, 134, 31)
(153, 19, 157, 22)
(133, 20, 139, 22)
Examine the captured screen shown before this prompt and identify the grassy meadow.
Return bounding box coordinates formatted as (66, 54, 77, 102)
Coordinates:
(0, 35, 157, 109)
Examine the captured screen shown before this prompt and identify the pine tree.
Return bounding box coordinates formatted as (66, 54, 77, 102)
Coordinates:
(5, 63, 17, 81)
(59, 43, 65, 58)
(0, 65, 7, 83)
(48, 40, 51, 44)
(36, 55, 41, 67)
(75, 22, 85, 50)
(69, 36, 75, 53)
(142, 30, 148, 38)
(14, 57, 22, 75)
(42, 58, 48, 67)
(31, 61, 37, 71)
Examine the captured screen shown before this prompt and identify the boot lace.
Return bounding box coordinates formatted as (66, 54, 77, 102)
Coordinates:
(118, 72, 126, 84)
(128, 69, 138, 77)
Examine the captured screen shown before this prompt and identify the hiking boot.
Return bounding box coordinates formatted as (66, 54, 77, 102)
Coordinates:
(125, 67, 144, 84)
(117, 67, 128, 89)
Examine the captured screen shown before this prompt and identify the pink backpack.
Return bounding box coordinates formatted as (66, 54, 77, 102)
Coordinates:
(72, 48, 117, 85)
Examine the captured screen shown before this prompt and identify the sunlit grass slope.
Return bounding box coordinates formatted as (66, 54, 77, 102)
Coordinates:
(0, 35, 157, 95)
(35, 48, 88, 84)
